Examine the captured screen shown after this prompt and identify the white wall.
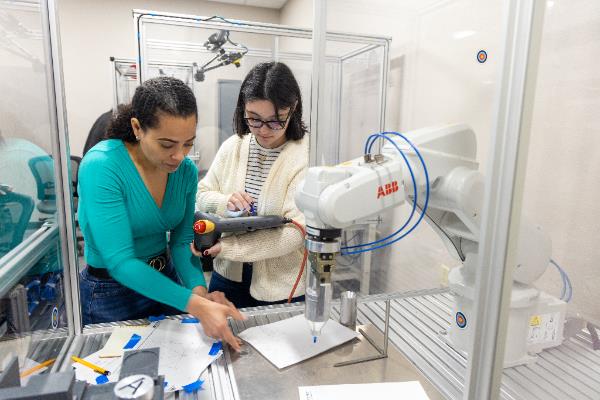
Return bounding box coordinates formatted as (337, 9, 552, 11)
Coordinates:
(282, 0, 600, 322)
(57, 0, 280, 157)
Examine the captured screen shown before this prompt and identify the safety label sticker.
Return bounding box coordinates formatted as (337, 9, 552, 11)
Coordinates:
(527, 312, 559, 344)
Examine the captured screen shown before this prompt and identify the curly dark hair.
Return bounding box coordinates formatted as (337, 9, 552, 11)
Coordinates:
(107, 76, 197, 142)
(233, 62, 307, 141)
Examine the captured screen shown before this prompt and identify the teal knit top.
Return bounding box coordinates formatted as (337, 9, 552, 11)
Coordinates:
(78, 139, 205, 311)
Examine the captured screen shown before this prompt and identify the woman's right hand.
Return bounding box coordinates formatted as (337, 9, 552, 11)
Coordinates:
(227, 191, 254, 212)
(186, 294, 245, 352)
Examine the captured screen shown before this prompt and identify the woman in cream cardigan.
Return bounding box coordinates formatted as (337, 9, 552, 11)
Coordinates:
(194, 62, 309, 308)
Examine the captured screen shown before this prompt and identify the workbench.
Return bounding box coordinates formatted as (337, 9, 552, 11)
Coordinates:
(22, 289, 600, 399)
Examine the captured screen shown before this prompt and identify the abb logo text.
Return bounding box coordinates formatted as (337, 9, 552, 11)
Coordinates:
(377, 181, 399, 199)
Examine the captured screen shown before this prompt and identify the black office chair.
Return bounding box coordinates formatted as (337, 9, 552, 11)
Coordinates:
(70, 155, 82, 210)
(0, 191, 35, 257)
(83, 110, 112, 156)
(27, 155, 56, 216)
(69, 155, 85, 255)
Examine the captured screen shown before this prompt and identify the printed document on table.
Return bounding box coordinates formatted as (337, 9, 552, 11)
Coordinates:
(298, 381, 430, 400)
(73, 319, 222, 392)
(238, 314, 359, 369)
(138, 319, 220, 392)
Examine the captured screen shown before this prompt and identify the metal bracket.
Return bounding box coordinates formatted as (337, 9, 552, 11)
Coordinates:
(587, 322, 600, 351)
(334, 299, 390, 367)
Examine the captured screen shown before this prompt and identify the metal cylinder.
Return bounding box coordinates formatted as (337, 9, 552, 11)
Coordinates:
(339, 291, 357, 330)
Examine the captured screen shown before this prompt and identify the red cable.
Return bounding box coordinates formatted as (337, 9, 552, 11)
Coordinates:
(287, 220, 307, 303)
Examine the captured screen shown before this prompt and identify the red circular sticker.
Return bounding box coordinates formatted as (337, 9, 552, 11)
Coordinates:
(456, 312, 467, 328)
(477, 50, 488, 63)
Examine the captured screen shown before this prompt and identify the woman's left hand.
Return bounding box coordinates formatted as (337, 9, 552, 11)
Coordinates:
(192, 286, 240, 314)
(190, 242, 222, 257)
(205, 290, 236, 309)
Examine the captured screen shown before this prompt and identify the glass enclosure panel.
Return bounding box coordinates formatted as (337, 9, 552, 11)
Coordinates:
(112, 59, 138, 108)
(284, 0, 575, 398)
(137, 14, 388, 177)
(137, 14, 389, 298)
(111, 58, 198, 160)
(338, 45, 385, 162)
(507, 1, 600, 396)
(112, 59, 195, 108)
(139, 18, 314, 174)
(0, 0, 71, 371)
(312, 0, 506, 301)
(293, 0, 594, 398)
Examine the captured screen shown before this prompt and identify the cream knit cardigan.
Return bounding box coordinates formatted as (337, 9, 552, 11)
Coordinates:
(196, 133, 308, 301)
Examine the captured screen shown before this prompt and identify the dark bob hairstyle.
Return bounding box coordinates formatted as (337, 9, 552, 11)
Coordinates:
(107, 76, 197, 142)
(233, 62, 307, 141)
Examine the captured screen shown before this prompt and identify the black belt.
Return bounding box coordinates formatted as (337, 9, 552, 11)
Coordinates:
(87, 251, 169, 280)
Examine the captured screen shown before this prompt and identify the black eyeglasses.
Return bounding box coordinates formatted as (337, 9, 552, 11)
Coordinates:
(244, 113, 292, 130)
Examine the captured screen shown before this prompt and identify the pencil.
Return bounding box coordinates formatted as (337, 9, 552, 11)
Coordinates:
(98, 354, 122, 359)
(71, 356, 110, 375)
(20, 358, 56, 378)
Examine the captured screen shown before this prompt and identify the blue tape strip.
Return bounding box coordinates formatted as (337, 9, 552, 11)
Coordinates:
(182, 379, 204, 393)
(181, 317, 199, 324)
(96, 374, 109, 384)
(209, 341, 223, 356)
(148, 314, 165, 322)
(163, 381, 168, 388)
(123, 333, 142, 349)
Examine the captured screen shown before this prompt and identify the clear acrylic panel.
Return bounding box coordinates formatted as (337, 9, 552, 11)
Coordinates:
(291, 0, 587, 398)
(301, 0, 598, 398)
(137, 14, 388, 177)
(501, 1, 600, 397)
(112, 59, 195, 110)
(0, 0, 72, 368)
(137, 13, 390, 306)
(309, 0, 506, 300)
(112, 59, 138, 107)
(139, 17, 313, 173)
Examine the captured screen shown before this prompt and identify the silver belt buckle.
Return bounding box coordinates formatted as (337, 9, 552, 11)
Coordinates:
(149, 255, 166, 272)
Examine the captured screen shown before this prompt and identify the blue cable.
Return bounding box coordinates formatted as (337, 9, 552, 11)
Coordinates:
(342, 132, 430, 255)
(343, 132, 430, 253)
(564, 265, 573, 302)
(550, 259, 572, 302)
(550, 259, 566, 300)
(342, 133, 418, 251)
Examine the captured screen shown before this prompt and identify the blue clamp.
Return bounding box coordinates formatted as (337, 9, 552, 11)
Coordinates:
(182, 379, 204, 393)
(208, 341, 223, 356)
(123, 333, 142, 349)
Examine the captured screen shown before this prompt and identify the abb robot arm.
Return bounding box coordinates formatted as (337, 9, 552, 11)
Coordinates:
(295, 124, 561, 366)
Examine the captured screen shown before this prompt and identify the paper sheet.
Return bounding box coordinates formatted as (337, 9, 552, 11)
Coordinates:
(298, 381, 430, 400)
(98, 325, 152, 357)
(238, 315, 359, 369)
(73, 319, 221, 392)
